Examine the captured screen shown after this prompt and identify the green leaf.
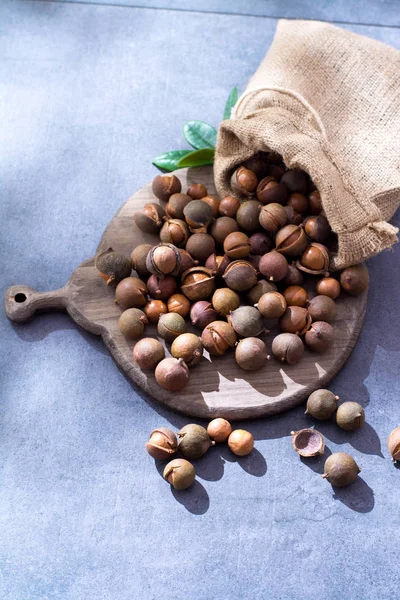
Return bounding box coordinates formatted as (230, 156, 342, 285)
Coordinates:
(183, 121, 217, 150)
(223, 86, 238, 120)
(177, 148, 215, 168)
(152, 150, 192, 171)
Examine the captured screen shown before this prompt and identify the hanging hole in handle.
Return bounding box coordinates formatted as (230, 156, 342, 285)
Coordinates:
(14, 293, 27, 303)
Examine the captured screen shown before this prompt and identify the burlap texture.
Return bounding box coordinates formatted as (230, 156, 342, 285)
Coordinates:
(215, 20, 400, 269)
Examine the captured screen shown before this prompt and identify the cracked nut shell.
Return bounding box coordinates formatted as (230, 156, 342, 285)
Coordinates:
(256, 292, 287, 319)
(291, 429, 325, 457)
(201, 321, 237, 356)
(183, 199, 213, 233)
(165, 193, 192, 219)
(280, 306, 312, 336)
(223, 231, 251, 259)
(146, 427, 178, 460)
(152, 174, 181, 202)
(171, 333, 203, 367)
(163, 458, 195, 490)
(181, 267, 215, 301)
(259, 203, 288, 234)
(134, 203, 166, 234)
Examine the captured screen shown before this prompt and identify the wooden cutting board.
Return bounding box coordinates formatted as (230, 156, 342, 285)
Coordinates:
(4, 167, 367, 420)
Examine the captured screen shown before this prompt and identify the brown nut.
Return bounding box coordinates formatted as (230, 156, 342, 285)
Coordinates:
(146, 243, 181, 278)
(287, 193, 309, 214)
(95, 248, 132, 286)
(308, 295, 336, 323)
(201, 195, 220, 218)
(308, 190, 322, 215)
(340, 263, 369, 296)
(205, 254, 231, 277)
(336, 402, 365, 431)
(304, 321, 334, 352)
(201, 321, 237, 356)
(291, 429, 325, 457)
(280, 169, 308, 194)
(228, 430, 254, 456)
(163, 458, 195, 490)
(186, 233, 216, 263)
(152, 174, 181, 202)
(247, 280, 277, 305)
(187, 183, 207, 200)
(231, 166, 258, 197)
(157, 312, 187, 342)
(256, 176, 288, 205)
(115, 277, 148, 310)
(171, 333, 203, 367)
(236, 200, 262, 233)
(304, 215, 331, 243)
(165, 193, 192, 219)
(280, 306, 312, 336)
(155, 357, 190, 391)
(190, 300, 219, 329)
(281, 264, 305, 288)
(275, 224, 308, 257)
(271, 333, 304, 365)
(283, 286, 308, 308)
(178, 424, 215, 460)
(388, 427, 400, 462)
(249, 232, 273, 255)
(133, 337, 165, 370)
(181, 267, 215, 301)
(207, 418, 232, 442)
(219, 196, 240, 217)
(131, 244, 153, 278)
(305, 389, 339, 420)
(223, 231, 251, 259)
(167, 293, 191, 318)
(183, 199, 213, 233)
(159, 218, 190, 247)
(322, 452, 360, 487)
(118, 308, 148, 339)
(259, 250, 289, 282)
(144, 299, 168, 324)
(297, 243, 330, 275)
(222, 260, 258, 292)
(146, 274, 177, 300)
(256, 292, 287, 319)
(210, 216, 239, 245)
(146, 427, 178, 460)
(178, 249, 198, 274)
(235, 337, 269, 371)
(259, 203, 288, 234)
(212, 288, 240, 316)
(316, 277, 341, 299)
(134, 203, 166, 234)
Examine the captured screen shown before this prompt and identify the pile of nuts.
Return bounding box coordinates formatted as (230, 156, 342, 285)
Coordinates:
(145, 419, 254, 490)
(95, 154, 370, 392)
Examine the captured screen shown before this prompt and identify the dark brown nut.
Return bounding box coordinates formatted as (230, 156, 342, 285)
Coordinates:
(222, 260, 258, 292)
(247, 254, 261, 271)
(181, 267, 215, 301)
(95, 248, 132, 286)
(131, 244, 153, 278)
(256, 177, 288, 205)
(160, 219, 190, 247)
(207, 418, 232, 443)
(322, 452, 360, 487)
(308, 190, 322, 215)
(340, 263, 369, 296)
(243, 152, 270, 179)
(283, 286, 308, 308)
(165, 193, 192, 219)
(133, 337, 165, 370)
(201, 195, 220, 218)
(228, 430, 254, 456)
(316, 277, 341, 300)
(223, 231, 251, 259)
(115, 277, 147, 310)
(280, 306, 312, 336)
(190, 301, 219, 329)
(155, 357, 190, 391)
(219, 196, 241, 217)
(146, 274, 177, 300)
(118, 308, 148, 339)
(231, 166, 258, 197)
(228, 306, 265, 337)
(146, 427, 178, 460)
(171, 333, 203, 367)
(212, 288, 240, 316)
(201, 321, 237, 356)
(287, 193, 309, 214)
(249, 232, 273, 255)
(284, 205, 303, 225)
(259, 203, 288, 234)
(259, 250, 288, 282)
(305, 389, 339, 420)
(205, 254, 231, 277)
(235, 337, 269, 371)
(210, 216, 239, 245)
(256, 292, 287, 319)
(163, 458, 195, 490)
(268, 163, 286, 180)
(186, 233, 215, 263)
(280, 169, 308, 194)
(297, 243, 330, 275)
(187, 183, 207, 200)
(144, 299, 168, 324)
(134, 203, 166, 234)
(308, 295, 336, 323)
(146, 243, 181, 277)
(157, 312, 186, 342)
(236, 200, 262, 233)
(178, 249, 198, 274)
(152, 174, 181, 202)
(291, 429, 325, 457)
(304, 321, 334, 352)
(275, 225, 308, 256)
(167, 294, 191, 318)
(388, 427, 400, 462)
(281, 264, 305, 288)
(271, 333, 304, 364)
(247, 280, 277, 304)
(183, 199, 213, 233)
(336, 402, 365, 431)
(178, 424, 215, 459)
(304, 215, 331, 243)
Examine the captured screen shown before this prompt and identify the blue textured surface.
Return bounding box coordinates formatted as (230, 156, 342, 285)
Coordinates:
(1, 2, 400, 599)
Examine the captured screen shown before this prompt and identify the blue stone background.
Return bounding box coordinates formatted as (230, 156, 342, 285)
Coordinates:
(1, 1, 400, 598)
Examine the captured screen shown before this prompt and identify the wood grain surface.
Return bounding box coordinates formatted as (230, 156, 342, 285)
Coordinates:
(5, 167, 367, 420)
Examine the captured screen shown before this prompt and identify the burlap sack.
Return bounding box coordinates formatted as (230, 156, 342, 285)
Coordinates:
(215, 20, 400, 269)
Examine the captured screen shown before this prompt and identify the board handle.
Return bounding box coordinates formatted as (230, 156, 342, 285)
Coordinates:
(4, 285, 69, 324)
